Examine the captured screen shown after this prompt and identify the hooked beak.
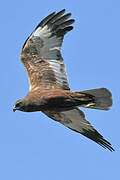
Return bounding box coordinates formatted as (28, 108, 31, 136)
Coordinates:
(13, 105, 17, 112)
(13, 108, 16, 112)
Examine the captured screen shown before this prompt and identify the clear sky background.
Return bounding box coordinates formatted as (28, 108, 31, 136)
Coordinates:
(0, 0, 120, 179)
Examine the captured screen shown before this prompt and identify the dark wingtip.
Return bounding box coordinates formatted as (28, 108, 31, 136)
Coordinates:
(22, 9, 74, 50)
(97, 139, 115, 152)
(70, 127, 115, 152)
(60, 9, 66, 12)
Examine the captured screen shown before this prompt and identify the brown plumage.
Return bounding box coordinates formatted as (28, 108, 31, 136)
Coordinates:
(13, 9, 114, 151)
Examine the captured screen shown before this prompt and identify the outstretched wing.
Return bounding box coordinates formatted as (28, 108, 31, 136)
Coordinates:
(20, 9, 75, 91)
(43, 108, 114, 151)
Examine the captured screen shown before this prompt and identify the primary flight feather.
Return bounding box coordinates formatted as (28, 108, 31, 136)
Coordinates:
(13, 9, 114, 151)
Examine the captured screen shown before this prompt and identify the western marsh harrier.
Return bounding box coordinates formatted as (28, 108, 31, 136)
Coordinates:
(13, 9, 114, 151)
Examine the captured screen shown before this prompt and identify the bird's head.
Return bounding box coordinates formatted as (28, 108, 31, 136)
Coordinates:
(13, 97, 39, 112)
(13, 99, 26, 112)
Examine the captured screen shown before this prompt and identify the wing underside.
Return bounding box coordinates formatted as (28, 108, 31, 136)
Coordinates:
(21, 9, 75, 91)
(43, 108, 114, 152)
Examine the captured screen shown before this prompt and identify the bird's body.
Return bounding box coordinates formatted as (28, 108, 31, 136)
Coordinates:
(17, 89, 94, 112)
(13, 9, 114, 151)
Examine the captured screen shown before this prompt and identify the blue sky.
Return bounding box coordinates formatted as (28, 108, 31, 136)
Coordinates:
(0, 0, 120, 179)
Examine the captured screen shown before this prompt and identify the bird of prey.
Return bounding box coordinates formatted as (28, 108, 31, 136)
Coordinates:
(13, 9, 114, 151)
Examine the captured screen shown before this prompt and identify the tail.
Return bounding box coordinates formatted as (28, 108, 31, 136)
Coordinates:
(77, 88, 113, 110)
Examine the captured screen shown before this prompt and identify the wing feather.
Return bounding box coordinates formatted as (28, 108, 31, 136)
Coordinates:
(53, 13, 72, 25)
(21, 9, 74, 91)
(43, 108, 114, 151)
(46, 9, 66, 24)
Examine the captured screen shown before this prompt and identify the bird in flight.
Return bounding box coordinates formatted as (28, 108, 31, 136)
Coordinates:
(13, 9, 114, 151)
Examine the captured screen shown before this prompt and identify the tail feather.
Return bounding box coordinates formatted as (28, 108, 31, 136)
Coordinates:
(79, 88, 112, 110)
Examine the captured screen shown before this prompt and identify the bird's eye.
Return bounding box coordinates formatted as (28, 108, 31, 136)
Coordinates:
(15, 102, 22, 107)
